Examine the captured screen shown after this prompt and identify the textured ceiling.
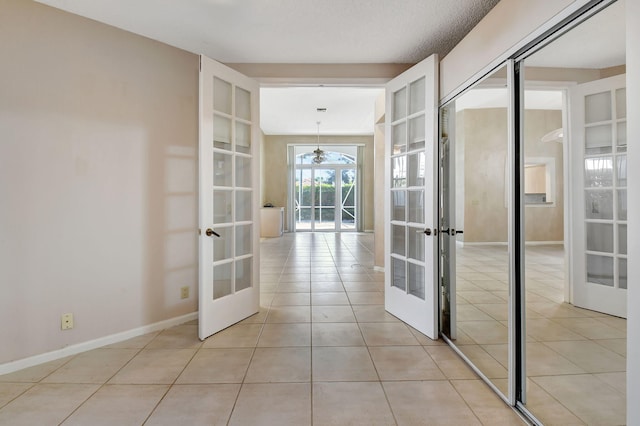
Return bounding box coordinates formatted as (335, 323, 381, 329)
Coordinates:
(260, 87, 383, 135)
(34, 0, 500, 134)
(35, 0, 500, 64)
(34, 0, 624, 135)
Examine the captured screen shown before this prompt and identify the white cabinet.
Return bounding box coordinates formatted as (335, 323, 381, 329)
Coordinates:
(261, 207, 284, 237)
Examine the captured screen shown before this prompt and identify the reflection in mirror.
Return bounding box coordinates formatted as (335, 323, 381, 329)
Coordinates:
(521, 1, 626, 424)
(524, 158, 555, 205)
(440, 64, 511, 398)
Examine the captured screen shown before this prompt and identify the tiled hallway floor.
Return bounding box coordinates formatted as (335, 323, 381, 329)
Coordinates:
(0, 233, 524, 425)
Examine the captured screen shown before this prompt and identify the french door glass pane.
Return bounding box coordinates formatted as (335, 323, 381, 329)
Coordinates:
(408, 152, 425, 187)
(585, 124, 612, 154)
(408, 227, 424, 262)
(213, 115, 232, 150)
(213, 226, 232, 262)
(586, 254, 614, 287)
(213, 190, 232, 224)
(236, 257, 252, 292)
(214, 152, 232, 187)
(213, 77, 232, 114)
(392, 156, 407, 188)
(409, 77, 426, 114)
(236, 156, 251, 188)
(236, 190, 252, 222)
(617, 122, 627, 150)
(236, 224, 252, 256)
(619, 259, 627, 289)
(392, 190, 406, 221)
(408, 190, 424, 223)
(619, 224, 627, 255)
(585, 91, 611, 123)
(408, 263, 425, 299)
(392, 257, 406, 290)
(585, 190, 613, 219)
(393, 122, 407, 154)
(616, 155, 627, 186)
(618, 189, 627, 220)
(392, 224, 405, 256)
(213, 262, 232, 299)
(408, 115, 426, 151)
(235, 87, 251, 120)
(584, 157, 613, 187)
(393, 87, 407, 120)
(236, 122, 251, 154)
(616, 88, 626, 118)
(586, 223, 613, 253)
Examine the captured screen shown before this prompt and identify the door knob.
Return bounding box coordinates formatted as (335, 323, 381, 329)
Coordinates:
(205, 228, 220, 237)
(423, 228, 437, 236)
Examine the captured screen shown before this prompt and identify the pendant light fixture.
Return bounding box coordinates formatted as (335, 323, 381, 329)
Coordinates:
(313, 120, 325, 164)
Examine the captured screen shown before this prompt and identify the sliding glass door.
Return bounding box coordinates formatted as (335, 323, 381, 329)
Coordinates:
(312, 168, 337, 230)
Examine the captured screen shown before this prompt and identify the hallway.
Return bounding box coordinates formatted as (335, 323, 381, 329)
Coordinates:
(0, 233, 523, 425)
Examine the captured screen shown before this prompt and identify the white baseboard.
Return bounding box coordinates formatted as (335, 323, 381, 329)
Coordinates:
(458, 241, 563, 247)
(462, 241, 509, 246)
(525, 241, 564, 246)
(0, 312, 198, 376)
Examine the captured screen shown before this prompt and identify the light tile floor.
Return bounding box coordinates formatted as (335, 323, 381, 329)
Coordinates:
(452, 244, 626, 425)
(0, 233, 524, 425)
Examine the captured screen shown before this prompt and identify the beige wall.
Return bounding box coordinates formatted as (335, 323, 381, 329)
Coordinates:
(0, 0, 199, 364)
(523, 110, 564, 242)
(459, 108, 563, 243)
(262, 135, 374, 232)
(459, 108, 508, 242)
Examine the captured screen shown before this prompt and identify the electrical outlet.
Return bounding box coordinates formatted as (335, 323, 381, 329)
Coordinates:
(61, 313, 74, 330)
(180, 286, 189, 299)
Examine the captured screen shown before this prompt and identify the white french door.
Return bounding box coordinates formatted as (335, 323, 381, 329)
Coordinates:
(198, 56, 260, 340)
(570, 74, 627, 318)
(384, 55, 439, 338)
